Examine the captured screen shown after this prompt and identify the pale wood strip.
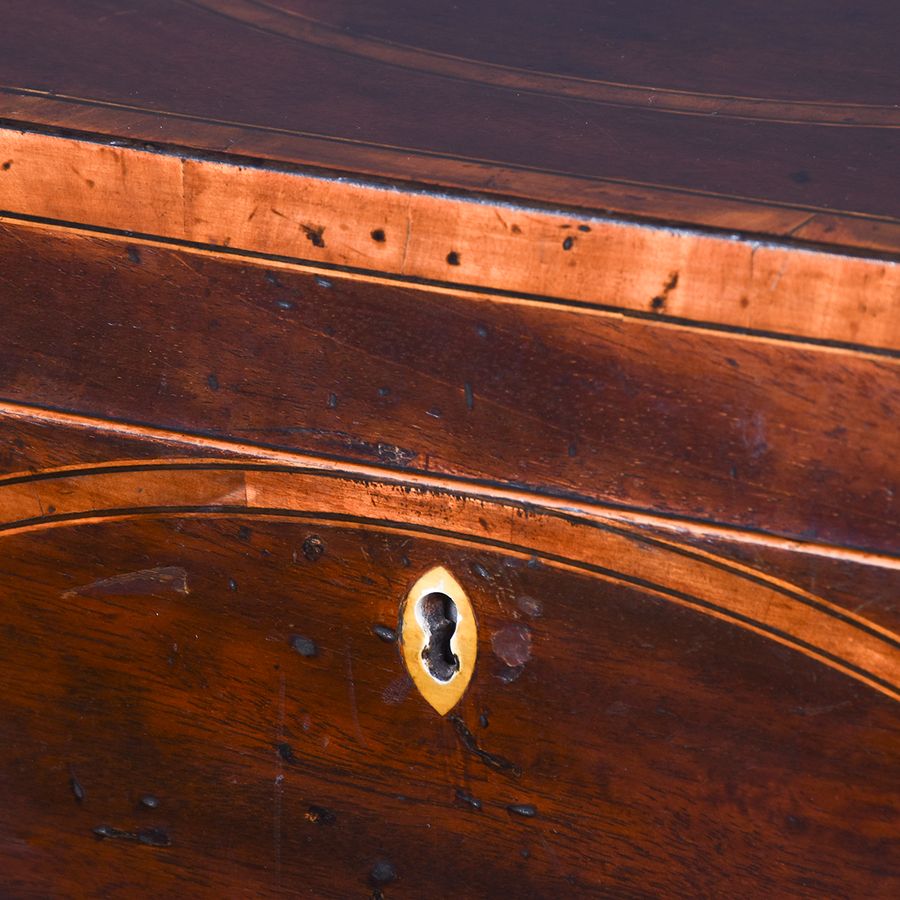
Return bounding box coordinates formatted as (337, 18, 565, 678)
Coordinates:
(2, 129, 898, 351)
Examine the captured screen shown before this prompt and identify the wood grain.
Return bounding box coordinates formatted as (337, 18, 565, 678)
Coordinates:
(0, 459, 896, 700)
(1, 219, 896, 556)
(0, 513, 897, 897)
(1, 4, 898, 894)
(2, 130, 899, 350)
(1, 0, 899, 254)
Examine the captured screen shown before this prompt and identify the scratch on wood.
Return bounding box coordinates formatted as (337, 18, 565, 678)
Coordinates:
(63, 566, 189, 599)
(274, 671, 286, 879)
(449, 715, 522, 776)
(400, 203, 413, 272)
(346, 646, 369, 747)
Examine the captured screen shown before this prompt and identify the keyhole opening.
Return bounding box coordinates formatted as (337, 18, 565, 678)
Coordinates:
(419, 591, 460, 682)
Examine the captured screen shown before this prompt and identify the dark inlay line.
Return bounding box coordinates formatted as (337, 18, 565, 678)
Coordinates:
(0, 459, 897, 650)
(1, 208, 898, 358)
(183, 0, 900, 126)
(0, 502, 895, 693)
(3, 399, 897, 562)
(4, 95, 900, 234)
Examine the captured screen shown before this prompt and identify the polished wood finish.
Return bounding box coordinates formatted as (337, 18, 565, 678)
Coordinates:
(3, 132, 900, 350)
(3, 510, 897, 897)
(2, 1, 900, 254)
(0, 221, 896, 556)
(0, 2, 898, 896)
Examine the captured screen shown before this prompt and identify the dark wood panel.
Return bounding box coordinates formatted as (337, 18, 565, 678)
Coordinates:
(251, 0, 899, 106)
(1, 222, 896, 554)
(0, 0, 898, 245)
(2, 410, 899, 641)
(0, 515, 897, 897)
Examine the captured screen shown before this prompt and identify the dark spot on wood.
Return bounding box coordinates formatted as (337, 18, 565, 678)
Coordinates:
(426, 407, 442, 418)
(238, 525, 252, 541)
(276, 299, 295, 310)
(578, 224, 591, 232)
(464, 382, 474, 410)
(370, 859, 397, 886)
(562, 236, 575, 251)
(790, 170, 811, 184)
(137, 828, 171, 847)
(93, 825, 131, 841)
(740, 296, 750, 308)
(449, 715, 522, 776)
(479, 709, 490, 728)
(315, 276, 333, 289)
(370, 228, 386, 242)
(93, 825, 171, 847)
(372, 624, 397, 643)
(289, 635, 318, 657)
(47, 504, 56, 513)
(228, 578, 238, 591)
(265, 271, 281, 286)
(510, 224, 522, 234)
(516, 595, 543, 618)
(327, 392, 338, 409)
(725, 357, 739, 368)
(126, 246, 141, 264)
(70, 775, 85, 802)
(301, 224, 326, 247)
(492, 624, 532, 667)
(139, 794, 159, 809)
(207, 373, 219, 391)
(567, 441, 578, 457)
(1, 160, 12, 170)
(306, 804, 336, 825)
(302, 535, 325, 561)
(446, 250, 461, 266)
(276, 742, 299, 764)
(400, 556, 411, 567)
(471, 561, 490, 580)
(507, 803, 537, 818)
(651, 271, 679, 311)
(63, 566, 189, 599)
(475, 323, 488, 339)
(375, 443, 417, 467)
(377, 386, 391, 397)
(455, 788, 482, 810)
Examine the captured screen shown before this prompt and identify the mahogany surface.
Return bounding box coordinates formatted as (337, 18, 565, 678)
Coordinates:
(0, 2, 898, 897)
(1, 0, 900, 251)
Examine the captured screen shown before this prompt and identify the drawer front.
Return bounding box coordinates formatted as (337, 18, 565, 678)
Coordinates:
(0, 218, 897, 896)
(0, 452, 897, 896)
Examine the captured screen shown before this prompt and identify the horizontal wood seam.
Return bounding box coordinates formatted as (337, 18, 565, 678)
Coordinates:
(1, 212, 897, 363)
(2, 399, 898, 571)
(2, 126, 900, 351)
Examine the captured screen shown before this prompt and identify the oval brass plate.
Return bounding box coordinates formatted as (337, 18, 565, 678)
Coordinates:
(400, 566, 477, 715)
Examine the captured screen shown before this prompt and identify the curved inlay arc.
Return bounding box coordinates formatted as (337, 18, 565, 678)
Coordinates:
(188, 0, 900, 128)
(0, 459, 897, 702)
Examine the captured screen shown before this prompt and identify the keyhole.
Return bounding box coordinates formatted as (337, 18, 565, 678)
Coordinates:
(419, 591, 459, 682)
